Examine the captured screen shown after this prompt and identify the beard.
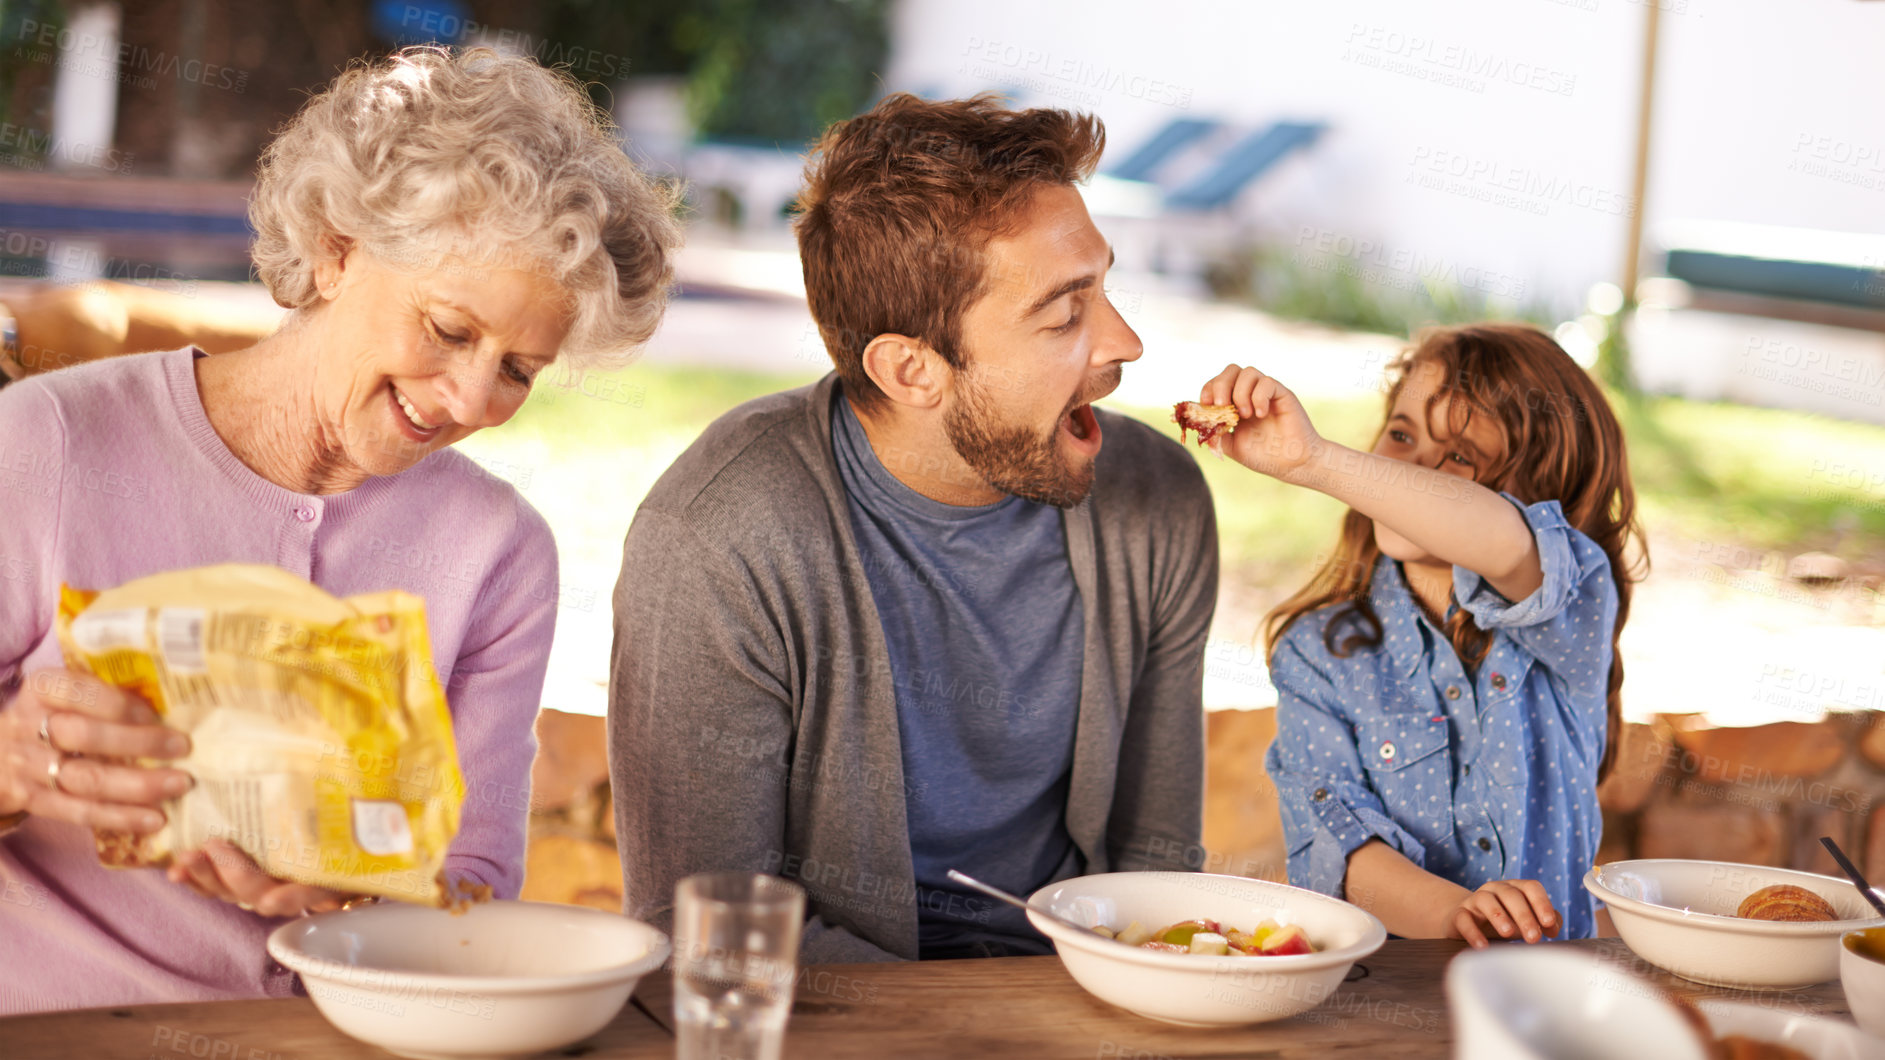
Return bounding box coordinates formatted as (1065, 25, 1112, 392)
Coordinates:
(942, 365, 1117, 509)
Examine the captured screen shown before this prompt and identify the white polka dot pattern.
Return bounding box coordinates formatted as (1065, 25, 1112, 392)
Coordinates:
(1263, 495, 1618, 941)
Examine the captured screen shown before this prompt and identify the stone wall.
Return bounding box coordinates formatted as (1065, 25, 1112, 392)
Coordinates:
(517, 707, 1885, 909)
(1598, 711, 1885, 877)
(518, 710, 621, 909)
(1196, 708, 1885, 889)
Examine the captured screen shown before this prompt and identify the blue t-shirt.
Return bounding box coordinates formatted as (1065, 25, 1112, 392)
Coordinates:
(830, 392, 1085, 958)
(1265, 495, 1617, 940)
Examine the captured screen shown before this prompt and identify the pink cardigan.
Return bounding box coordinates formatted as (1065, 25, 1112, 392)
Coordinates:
(0, 349, 557, 1014)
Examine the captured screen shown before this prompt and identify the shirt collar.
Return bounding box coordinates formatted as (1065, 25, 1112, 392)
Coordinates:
(1371, 555, 1438, 680)
(830, 386, 1020, 524)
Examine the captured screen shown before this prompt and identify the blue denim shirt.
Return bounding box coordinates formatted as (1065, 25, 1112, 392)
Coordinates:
(1264, 496, 1616, 939)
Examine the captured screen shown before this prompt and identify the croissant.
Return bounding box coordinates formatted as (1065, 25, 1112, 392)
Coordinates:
(1735, 884, 1838, 923)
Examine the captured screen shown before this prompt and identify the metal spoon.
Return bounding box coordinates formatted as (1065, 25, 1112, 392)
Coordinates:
(1819, 836, 1885, 919)
(945, 869, 1107, 938)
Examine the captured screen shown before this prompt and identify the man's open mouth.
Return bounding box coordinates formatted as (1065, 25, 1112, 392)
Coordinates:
(1060, 402, 1102, 454)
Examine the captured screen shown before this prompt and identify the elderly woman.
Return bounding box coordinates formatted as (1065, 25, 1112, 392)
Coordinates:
(0, 47, 679, 1013)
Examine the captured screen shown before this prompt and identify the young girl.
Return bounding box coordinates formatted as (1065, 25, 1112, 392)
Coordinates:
(1198, 323, 1643, 947)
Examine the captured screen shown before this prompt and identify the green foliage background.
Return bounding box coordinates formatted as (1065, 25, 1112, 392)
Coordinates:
(0, 0, 66, 133)
(538, 0, 891, 146)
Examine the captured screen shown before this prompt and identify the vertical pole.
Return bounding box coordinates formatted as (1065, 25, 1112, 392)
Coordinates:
(1621, 0, 1662, 303)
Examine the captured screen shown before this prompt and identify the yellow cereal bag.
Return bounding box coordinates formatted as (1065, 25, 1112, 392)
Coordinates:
(54, 563, 467, 906)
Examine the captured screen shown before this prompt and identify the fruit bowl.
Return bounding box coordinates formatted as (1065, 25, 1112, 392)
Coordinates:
(1026, 871, 1386, 1027)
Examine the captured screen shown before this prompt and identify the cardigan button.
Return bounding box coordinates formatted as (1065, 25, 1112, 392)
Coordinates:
(1445, 685, 1461, 700)
(1477, 837, 1493, 852)
(1491, 672, 1508, 691)
(1313, 788, 1329, 802)
(1378, 741, 1397, 761)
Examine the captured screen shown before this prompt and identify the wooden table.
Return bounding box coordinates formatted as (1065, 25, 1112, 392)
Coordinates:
(0, 938, 1857, 1059)
(0, 993, 675, 1059)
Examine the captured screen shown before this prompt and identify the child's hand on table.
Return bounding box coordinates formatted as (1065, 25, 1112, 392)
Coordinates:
(1445, 878, 1562, 948)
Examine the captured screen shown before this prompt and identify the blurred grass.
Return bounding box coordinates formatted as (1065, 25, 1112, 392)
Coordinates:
(1613, 392, 1885, 558)
(454, 362, 827, 577)
(461, 362, 1885, 588)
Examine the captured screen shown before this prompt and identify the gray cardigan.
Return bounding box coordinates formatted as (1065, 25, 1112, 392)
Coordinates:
(608, 374, 1218, 962)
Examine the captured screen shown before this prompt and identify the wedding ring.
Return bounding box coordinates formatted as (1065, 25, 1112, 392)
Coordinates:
(35, 714, 51, 747)
(45, 751, 65, 791)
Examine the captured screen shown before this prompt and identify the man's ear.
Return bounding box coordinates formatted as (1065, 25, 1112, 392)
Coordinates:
(860, 333, 948, 410)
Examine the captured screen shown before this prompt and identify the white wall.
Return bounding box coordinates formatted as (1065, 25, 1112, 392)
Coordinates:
(49, 2, 123, 173)
(884, 0, 1885, 313)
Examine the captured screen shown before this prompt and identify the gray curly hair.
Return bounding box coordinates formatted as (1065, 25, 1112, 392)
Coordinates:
(248, 46, 682, 366)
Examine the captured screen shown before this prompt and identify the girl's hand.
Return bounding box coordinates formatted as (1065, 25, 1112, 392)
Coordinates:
(0, 668, 194, 832)
(167, 838, 351, 917)
(1198, 364, 1325, 480)
(1445, 879, 1562, 948)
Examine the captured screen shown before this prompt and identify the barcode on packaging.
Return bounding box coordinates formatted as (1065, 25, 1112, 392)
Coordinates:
(157, 608, 208, 675)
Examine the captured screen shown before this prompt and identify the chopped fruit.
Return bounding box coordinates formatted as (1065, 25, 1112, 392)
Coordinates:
(1116, 921, 1153, 947)
(1188, 932, 1230, 956)
(1094, 916, 1319, 957)
(1158, 919, 1217, 947)
(1090, 925, 1116, 940)
(1159, 924, 1200, 947)
(1260, 924, 1313, 956)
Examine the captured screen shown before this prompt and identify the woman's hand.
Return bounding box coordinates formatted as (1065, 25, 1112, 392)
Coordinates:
(1198, 363, 1325, 480)
(167, 838, 351, 917)
(0, 668, 194, 832)
(1445, 879, 1562, 948)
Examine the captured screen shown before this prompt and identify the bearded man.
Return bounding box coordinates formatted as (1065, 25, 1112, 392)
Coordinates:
(608, 94, 1219, 962)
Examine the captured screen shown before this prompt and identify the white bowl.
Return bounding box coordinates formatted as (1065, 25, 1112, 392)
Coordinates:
(1447, 945, 1713, 1060)
(267, 900, 670, 1060)
(1026, 871, 1386, 1027)
(1586, 859, 1885, 988)
(1696, 999, 1883, 1060)
(1842, 928, 1885, 1039)
(1444, 945, 1883, 1060)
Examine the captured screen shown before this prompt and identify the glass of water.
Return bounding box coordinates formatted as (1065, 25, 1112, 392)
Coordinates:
(672, 872, 806, 1060)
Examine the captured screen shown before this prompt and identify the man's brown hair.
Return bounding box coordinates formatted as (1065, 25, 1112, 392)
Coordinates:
(794, 92, 1104, 409)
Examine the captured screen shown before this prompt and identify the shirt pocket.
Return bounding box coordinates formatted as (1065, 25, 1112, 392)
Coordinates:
(1356, 714, 1453, 809)
(1477, 659, 1535, 788)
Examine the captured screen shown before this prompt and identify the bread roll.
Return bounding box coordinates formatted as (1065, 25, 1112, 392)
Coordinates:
(1735, 884, 1838, 923)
